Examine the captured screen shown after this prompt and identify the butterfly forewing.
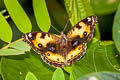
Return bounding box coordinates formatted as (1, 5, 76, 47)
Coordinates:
(67, 16, 98, 43)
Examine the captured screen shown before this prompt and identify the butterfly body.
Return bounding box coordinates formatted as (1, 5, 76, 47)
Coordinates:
(23, 16, 98, 68)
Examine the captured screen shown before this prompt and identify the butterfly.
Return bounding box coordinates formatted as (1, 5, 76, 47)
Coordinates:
(22, 16, 98, 68)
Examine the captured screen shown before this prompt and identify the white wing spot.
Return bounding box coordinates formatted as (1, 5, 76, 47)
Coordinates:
(28, 33, 32, 37)
(87, 17, 91, 22)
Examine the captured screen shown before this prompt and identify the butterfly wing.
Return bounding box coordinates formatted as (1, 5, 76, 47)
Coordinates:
(66, 16, 97, 65)
(66, 40, 87, 66)
(23, 32, 65, 68)
(67, 16, 98, 43)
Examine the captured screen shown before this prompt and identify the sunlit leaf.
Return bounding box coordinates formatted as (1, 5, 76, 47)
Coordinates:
(0, 40, 31, 56)
(4, 0, 32, 33)
(52, 68, 65, 80)
(0, 13, 12, 42)
(25, 72, 38, 80)
(10, 40, 31, 51)
(33, 0, 51, 32)
(0, 49, 24, 56)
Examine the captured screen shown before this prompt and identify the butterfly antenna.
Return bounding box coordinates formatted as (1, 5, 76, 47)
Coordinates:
(51, 25, 61, 34)
(62, 18, 70, 33)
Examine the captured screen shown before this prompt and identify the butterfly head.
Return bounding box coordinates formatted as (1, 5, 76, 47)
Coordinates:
(60, 32, 67, 41)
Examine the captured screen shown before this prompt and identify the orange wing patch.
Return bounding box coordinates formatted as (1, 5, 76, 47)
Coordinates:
(67, 22, 91, 39)
(66, 43, 87, 66)
(45, 51, 64, 63)
(32, 33, 57, 48)
(66, 44, 83, 61)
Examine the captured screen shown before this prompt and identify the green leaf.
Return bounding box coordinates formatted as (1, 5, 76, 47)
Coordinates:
(33, 0, 51, 32)
(4, 0, 32, 33)
(10, 41, 31, 51)
(1, 51, 55, 80)
(0, 40, 31, 56)
(79, 72, 120, 80)
(91, 0, 120, 15)
(64, 66, 72, 73)
(113, 4, 120, 53)
(64, 0, 100, 40)
(100, 41, 114, 46)
(25, 72, 38, 80)
(0, 49, 24, 56)
(52, 68, 65, 80)
(0, 13, 12, 42)
(64, 0, 93, 25)
(94, 24, 101, 40)
(70, 71, 74, 80)
(70, 40, 120, 80)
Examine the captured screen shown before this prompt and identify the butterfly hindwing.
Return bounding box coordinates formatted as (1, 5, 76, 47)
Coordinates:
(67, 16, 98, 43)
(41, 42, 65, 68)
(66, 39, 87, 66)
